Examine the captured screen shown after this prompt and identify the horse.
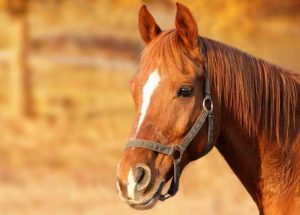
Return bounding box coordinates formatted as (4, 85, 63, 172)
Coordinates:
(116, 3, 300, 214)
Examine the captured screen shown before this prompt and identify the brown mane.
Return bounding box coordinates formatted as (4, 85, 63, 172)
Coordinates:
(204, 38, 299, 144)
(141, 30, 300, 144)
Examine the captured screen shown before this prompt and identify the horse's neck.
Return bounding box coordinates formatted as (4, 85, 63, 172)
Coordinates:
(216, 112, 262, 205)
(216, 98, 300, 214)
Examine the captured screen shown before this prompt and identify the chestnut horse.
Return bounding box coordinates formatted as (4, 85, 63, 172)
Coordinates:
(117, 3, 300, 214)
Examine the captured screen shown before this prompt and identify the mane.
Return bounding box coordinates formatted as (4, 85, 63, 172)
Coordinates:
(203, 38, 300, 144)
(141, 30, 299, 144)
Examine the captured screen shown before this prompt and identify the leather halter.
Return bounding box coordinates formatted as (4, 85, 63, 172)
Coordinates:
(124, 37, 214, 201)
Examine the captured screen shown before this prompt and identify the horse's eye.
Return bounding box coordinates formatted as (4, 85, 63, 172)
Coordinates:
(177, 86, 193, 97)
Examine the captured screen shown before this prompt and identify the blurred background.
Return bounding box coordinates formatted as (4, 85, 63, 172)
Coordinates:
(0, 0, 299, 214)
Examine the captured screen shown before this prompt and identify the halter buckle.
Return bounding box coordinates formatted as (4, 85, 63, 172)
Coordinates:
(203, 95, 213, 114)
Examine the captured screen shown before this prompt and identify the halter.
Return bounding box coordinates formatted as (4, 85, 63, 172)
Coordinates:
(124, 37, 214, 201)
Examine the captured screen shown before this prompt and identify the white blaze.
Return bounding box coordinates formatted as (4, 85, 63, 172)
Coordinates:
(127, 69, 160, 199)
(116, 162, 121, 195)
(136, 69, 160, 132)
(127, 168, 137, 199)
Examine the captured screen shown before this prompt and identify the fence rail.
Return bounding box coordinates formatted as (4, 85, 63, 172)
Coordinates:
(0, 50, 137, 71)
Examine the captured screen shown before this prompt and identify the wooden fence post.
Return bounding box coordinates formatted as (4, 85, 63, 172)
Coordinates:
(7, 0, 32, 117)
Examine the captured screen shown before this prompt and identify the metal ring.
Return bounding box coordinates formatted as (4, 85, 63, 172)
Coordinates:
(172, 147, 182, 161)
(202, 95, 213, 113)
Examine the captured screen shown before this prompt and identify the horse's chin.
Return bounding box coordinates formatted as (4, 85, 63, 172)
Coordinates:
(128, 181, 165, 210)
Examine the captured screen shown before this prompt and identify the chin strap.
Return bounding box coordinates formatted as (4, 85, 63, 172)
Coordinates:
(124, 37, 214, 200)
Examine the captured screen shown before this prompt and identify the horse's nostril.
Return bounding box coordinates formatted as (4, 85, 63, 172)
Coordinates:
(135, 166, 145, 184)
(134, 164, 151, 191)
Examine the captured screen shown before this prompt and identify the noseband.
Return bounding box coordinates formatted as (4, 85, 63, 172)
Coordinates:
(125, 38, 214, 201)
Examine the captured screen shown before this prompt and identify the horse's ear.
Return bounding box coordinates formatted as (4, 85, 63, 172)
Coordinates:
(175, 3, 198, 48)
(138, 5, 161, 44)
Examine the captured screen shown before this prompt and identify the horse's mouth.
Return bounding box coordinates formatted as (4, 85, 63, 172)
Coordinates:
(128, 181, 165, 210)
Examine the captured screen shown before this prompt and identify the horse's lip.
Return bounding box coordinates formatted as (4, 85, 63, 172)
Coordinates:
(128, 181, 165, 210)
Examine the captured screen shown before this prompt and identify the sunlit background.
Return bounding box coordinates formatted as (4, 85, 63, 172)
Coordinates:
(0, 0, 299, 214)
